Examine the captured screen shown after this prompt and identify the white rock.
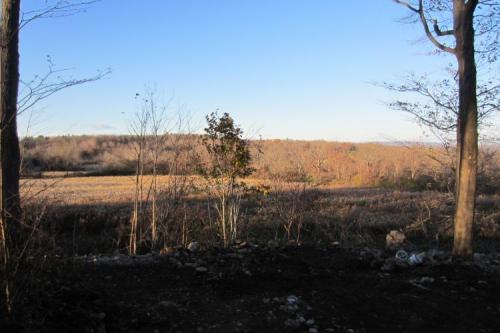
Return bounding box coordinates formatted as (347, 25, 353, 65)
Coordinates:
(386, 230, 406, 249)
(188, 242, 200, 252)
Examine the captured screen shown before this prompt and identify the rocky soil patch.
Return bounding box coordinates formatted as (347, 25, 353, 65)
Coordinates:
(4, 243, 500, 332)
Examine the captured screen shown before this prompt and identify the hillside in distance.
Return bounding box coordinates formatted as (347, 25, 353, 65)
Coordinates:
(20, 135, 499, 192)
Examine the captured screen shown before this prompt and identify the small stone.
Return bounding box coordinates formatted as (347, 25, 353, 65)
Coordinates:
(419, 277, 435, 284)
(287, 295, 299, 304)
(196, 266, 208, 273)
(188, 242, 200, 252)
(386, 230, 406, 249)
(309, 328, 318, 333)
(408, 252, 426, 266)
(306, 319, 315, 326)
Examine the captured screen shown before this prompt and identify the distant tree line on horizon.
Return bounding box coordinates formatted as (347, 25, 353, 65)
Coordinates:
(19, 134, 500, 194)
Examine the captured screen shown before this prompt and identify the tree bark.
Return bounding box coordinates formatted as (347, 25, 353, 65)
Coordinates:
(452, 0, 478, 257)
(1, 0, 22, 258)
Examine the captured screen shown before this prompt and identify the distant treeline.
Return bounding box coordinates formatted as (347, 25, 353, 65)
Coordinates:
(20, 135, 500, 193)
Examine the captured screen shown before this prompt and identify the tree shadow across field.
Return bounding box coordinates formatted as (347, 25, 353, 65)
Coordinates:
(22, 187, 500, 257)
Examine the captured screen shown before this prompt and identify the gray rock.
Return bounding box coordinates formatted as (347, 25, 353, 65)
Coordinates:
(419, 276, 435, 284)
(188, 242, 200, 252)
(196, 266, 208, 273)
(408, 252, 426, 266)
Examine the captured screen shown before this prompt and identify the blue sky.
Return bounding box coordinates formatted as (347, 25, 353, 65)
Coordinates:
(19, 0, 454, 141)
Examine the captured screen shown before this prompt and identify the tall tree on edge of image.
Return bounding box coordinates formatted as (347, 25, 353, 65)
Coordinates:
(393, 0, 497, 257)
(0, 0, 21, 314)
(1, 0, 106, 314)
(0, 0, 21, 268)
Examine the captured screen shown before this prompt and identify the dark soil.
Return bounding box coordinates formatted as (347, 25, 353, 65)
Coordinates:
(4, 245, 500, 333)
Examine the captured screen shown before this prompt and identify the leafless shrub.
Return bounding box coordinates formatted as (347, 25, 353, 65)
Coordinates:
(128, 89, 198, 253)
(269, 177, 316, 243)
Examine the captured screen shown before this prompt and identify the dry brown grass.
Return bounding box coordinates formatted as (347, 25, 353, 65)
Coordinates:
(20, 175, 277, 206)
(22, 175, 187, 205)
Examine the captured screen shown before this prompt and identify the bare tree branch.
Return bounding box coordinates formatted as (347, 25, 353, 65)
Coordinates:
(17, 57, 111, 117)
(376, 69, 498, 135)
(393, 0, 456, 53)
(433, 19, 454, 36)
(20, 1, 99, 30)
(393, 0, 419, 12)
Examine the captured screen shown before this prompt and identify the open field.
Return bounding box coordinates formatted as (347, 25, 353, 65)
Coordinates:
(18, 175, 500, 257)
(21, 175, 202, 206)
(21, 175, 354, 205)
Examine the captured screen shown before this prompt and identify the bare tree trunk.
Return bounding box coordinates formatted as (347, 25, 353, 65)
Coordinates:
(452, 0, 478, 257)
(0, 0, 21, 241)
(150, 132, 160, 247)
(130, 149, 142, 255)
(221, 191, 227, 248)
(392, 0, 483, 257)
(151, 157, 157, 245)
(0, 0, 21, 314)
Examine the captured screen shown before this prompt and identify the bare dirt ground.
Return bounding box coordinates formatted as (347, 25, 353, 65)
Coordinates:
(7, 245, 500, 333)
